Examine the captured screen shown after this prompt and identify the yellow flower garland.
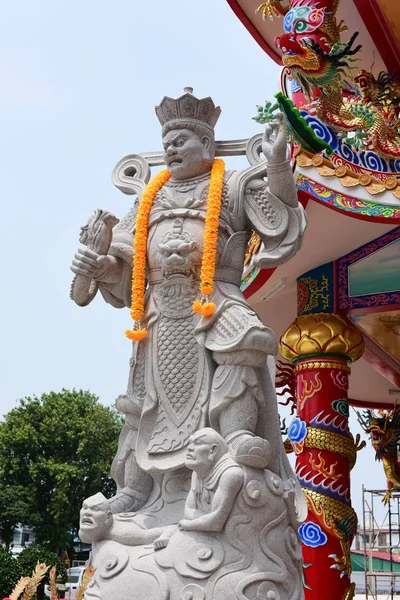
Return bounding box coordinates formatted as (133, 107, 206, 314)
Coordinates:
(192, 158, 225, 317)
(126, 158, 225, 341)
(125, 169, 171, 341)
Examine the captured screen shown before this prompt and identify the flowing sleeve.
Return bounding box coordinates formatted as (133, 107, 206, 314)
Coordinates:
(244, 165, 306, 269)
(98, 205, 137, 309)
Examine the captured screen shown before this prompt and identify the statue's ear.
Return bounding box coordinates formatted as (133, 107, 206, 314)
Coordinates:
(202, 136, 210, 150)
(210, 443, 218, 456)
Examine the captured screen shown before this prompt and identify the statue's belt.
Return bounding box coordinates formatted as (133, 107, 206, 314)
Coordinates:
(148, 266, 243, 287)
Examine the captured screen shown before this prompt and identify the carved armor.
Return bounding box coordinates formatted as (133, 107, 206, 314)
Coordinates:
(98, 162, 305, 492)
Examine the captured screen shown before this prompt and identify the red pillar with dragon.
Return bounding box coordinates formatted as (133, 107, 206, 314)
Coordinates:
(250, 4, 400, 597)
(280, 314, 365, 600)
(226, 0, 400, 597)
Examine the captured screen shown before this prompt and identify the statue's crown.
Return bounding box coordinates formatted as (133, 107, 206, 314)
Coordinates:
(155, 87, 221, 133)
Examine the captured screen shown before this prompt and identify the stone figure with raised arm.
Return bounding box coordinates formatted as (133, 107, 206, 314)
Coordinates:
(153, 428, 243, 551)
(71, 88, 307, 600)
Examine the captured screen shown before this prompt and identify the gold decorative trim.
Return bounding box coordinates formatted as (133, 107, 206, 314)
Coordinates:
(295, 148, 400, 199)
(294, 360, 351, 373)
(244, 231, 262, 266)
(280, 313, 364, 363)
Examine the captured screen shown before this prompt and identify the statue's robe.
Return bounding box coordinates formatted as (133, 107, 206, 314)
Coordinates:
(98, 168, 306, 514)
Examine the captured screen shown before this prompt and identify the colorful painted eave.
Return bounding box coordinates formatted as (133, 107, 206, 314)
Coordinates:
(297, 174, 400, 224)
(226, 0, 400, 74)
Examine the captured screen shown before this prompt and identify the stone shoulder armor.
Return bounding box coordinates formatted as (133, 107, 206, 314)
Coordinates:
(244, 178, 289, 240)
(243, 177, 306, 269)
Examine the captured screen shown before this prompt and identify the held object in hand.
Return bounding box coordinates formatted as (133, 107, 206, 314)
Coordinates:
(70, 209, 119, 306)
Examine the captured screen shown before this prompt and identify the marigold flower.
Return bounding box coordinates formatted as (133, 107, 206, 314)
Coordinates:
(200, 301, 216, 317)
(125, 328, 148, 341)
(127, 159, 225, 340)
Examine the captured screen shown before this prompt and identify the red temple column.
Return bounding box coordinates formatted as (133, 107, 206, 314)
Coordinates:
(280, 313, 365, 600)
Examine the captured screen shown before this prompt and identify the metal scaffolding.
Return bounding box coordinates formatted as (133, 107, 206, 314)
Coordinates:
(362, 487, 400, 599)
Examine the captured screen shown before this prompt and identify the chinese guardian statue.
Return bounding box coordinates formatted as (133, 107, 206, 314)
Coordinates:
(71, 88, 307, 600)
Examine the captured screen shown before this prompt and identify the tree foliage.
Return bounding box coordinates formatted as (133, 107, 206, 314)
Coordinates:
(17, 544, 67, 599)
(0, 486, 32, 550)
(0, 389, 122, 552)
(0, 546, 22, 598)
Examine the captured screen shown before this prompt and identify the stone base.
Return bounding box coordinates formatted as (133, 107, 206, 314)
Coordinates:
(85, 467, 304, 600)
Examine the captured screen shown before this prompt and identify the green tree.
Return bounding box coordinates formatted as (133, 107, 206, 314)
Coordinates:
(0, 485, 32, 550)
(0, 389, 122, 553)
(17, 545, 67, 600)
(0, 546, 22, 598)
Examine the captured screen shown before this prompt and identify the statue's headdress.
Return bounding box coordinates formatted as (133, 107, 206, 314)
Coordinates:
(155, 87, 221, 135)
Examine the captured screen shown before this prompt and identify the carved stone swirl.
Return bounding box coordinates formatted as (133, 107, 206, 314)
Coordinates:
(98, 550, 129, 579)
(180, 584, 205, 600)
(112, 154, 151, 196)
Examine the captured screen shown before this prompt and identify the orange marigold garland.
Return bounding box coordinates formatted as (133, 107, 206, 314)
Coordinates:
(125, 169, 171, 340)
(126, 158, 225, 341)
(193, 157, 225, 316)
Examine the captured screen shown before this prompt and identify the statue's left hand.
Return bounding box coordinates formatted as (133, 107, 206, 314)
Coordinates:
(154, 536, 169, 551)
(262, 112, 288, 165)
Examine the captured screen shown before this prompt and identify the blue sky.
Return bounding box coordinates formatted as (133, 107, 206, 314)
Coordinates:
(0, 0, 387, 520)
(1, 0, 280, 412)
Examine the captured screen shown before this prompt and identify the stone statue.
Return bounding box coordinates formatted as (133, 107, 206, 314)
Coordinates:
(80, 492, 166, 548)
(79, 493, 113, 543)
(71, 88, 307, 600)
(153, 428, 242, 550)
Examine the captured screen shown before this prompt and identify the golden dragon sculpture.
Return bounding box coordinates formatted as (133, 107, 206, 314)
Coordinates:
(358, 407, 400, 504)
(256, 0, 400, 158)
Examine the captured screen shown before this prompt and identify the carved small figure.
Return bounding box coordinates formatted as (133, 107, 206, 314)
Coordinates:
(80, 492, 166, 547)
(153, 428, 243, 550)
(79, 493, 113, 544)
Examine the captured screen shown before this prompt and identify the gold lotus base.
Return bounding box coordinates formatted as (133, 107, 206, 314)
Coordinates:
(280, 313, 364, 363)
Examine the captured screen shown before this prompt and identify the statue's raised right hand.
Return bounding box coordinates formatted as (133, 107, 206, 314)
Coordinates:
(71, 248, 116, 281)
(262, 112, 288, 165)
(71, 247, 100, 278)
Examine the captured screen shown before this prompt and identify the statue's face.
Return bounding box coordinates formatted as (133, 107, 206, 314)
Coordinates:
(79, 495, 112, 540)
(185, 431, 217, 474)
(162, 128, 213, 180)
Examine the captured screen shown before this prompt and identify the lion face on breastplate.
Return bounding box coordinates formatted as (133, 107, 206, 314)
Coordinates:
(158, 231, 199, 278)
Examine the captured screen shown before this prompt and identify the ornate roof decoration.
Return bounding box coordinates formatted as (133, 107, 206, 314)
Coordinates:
(295, 148, 400, 200)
